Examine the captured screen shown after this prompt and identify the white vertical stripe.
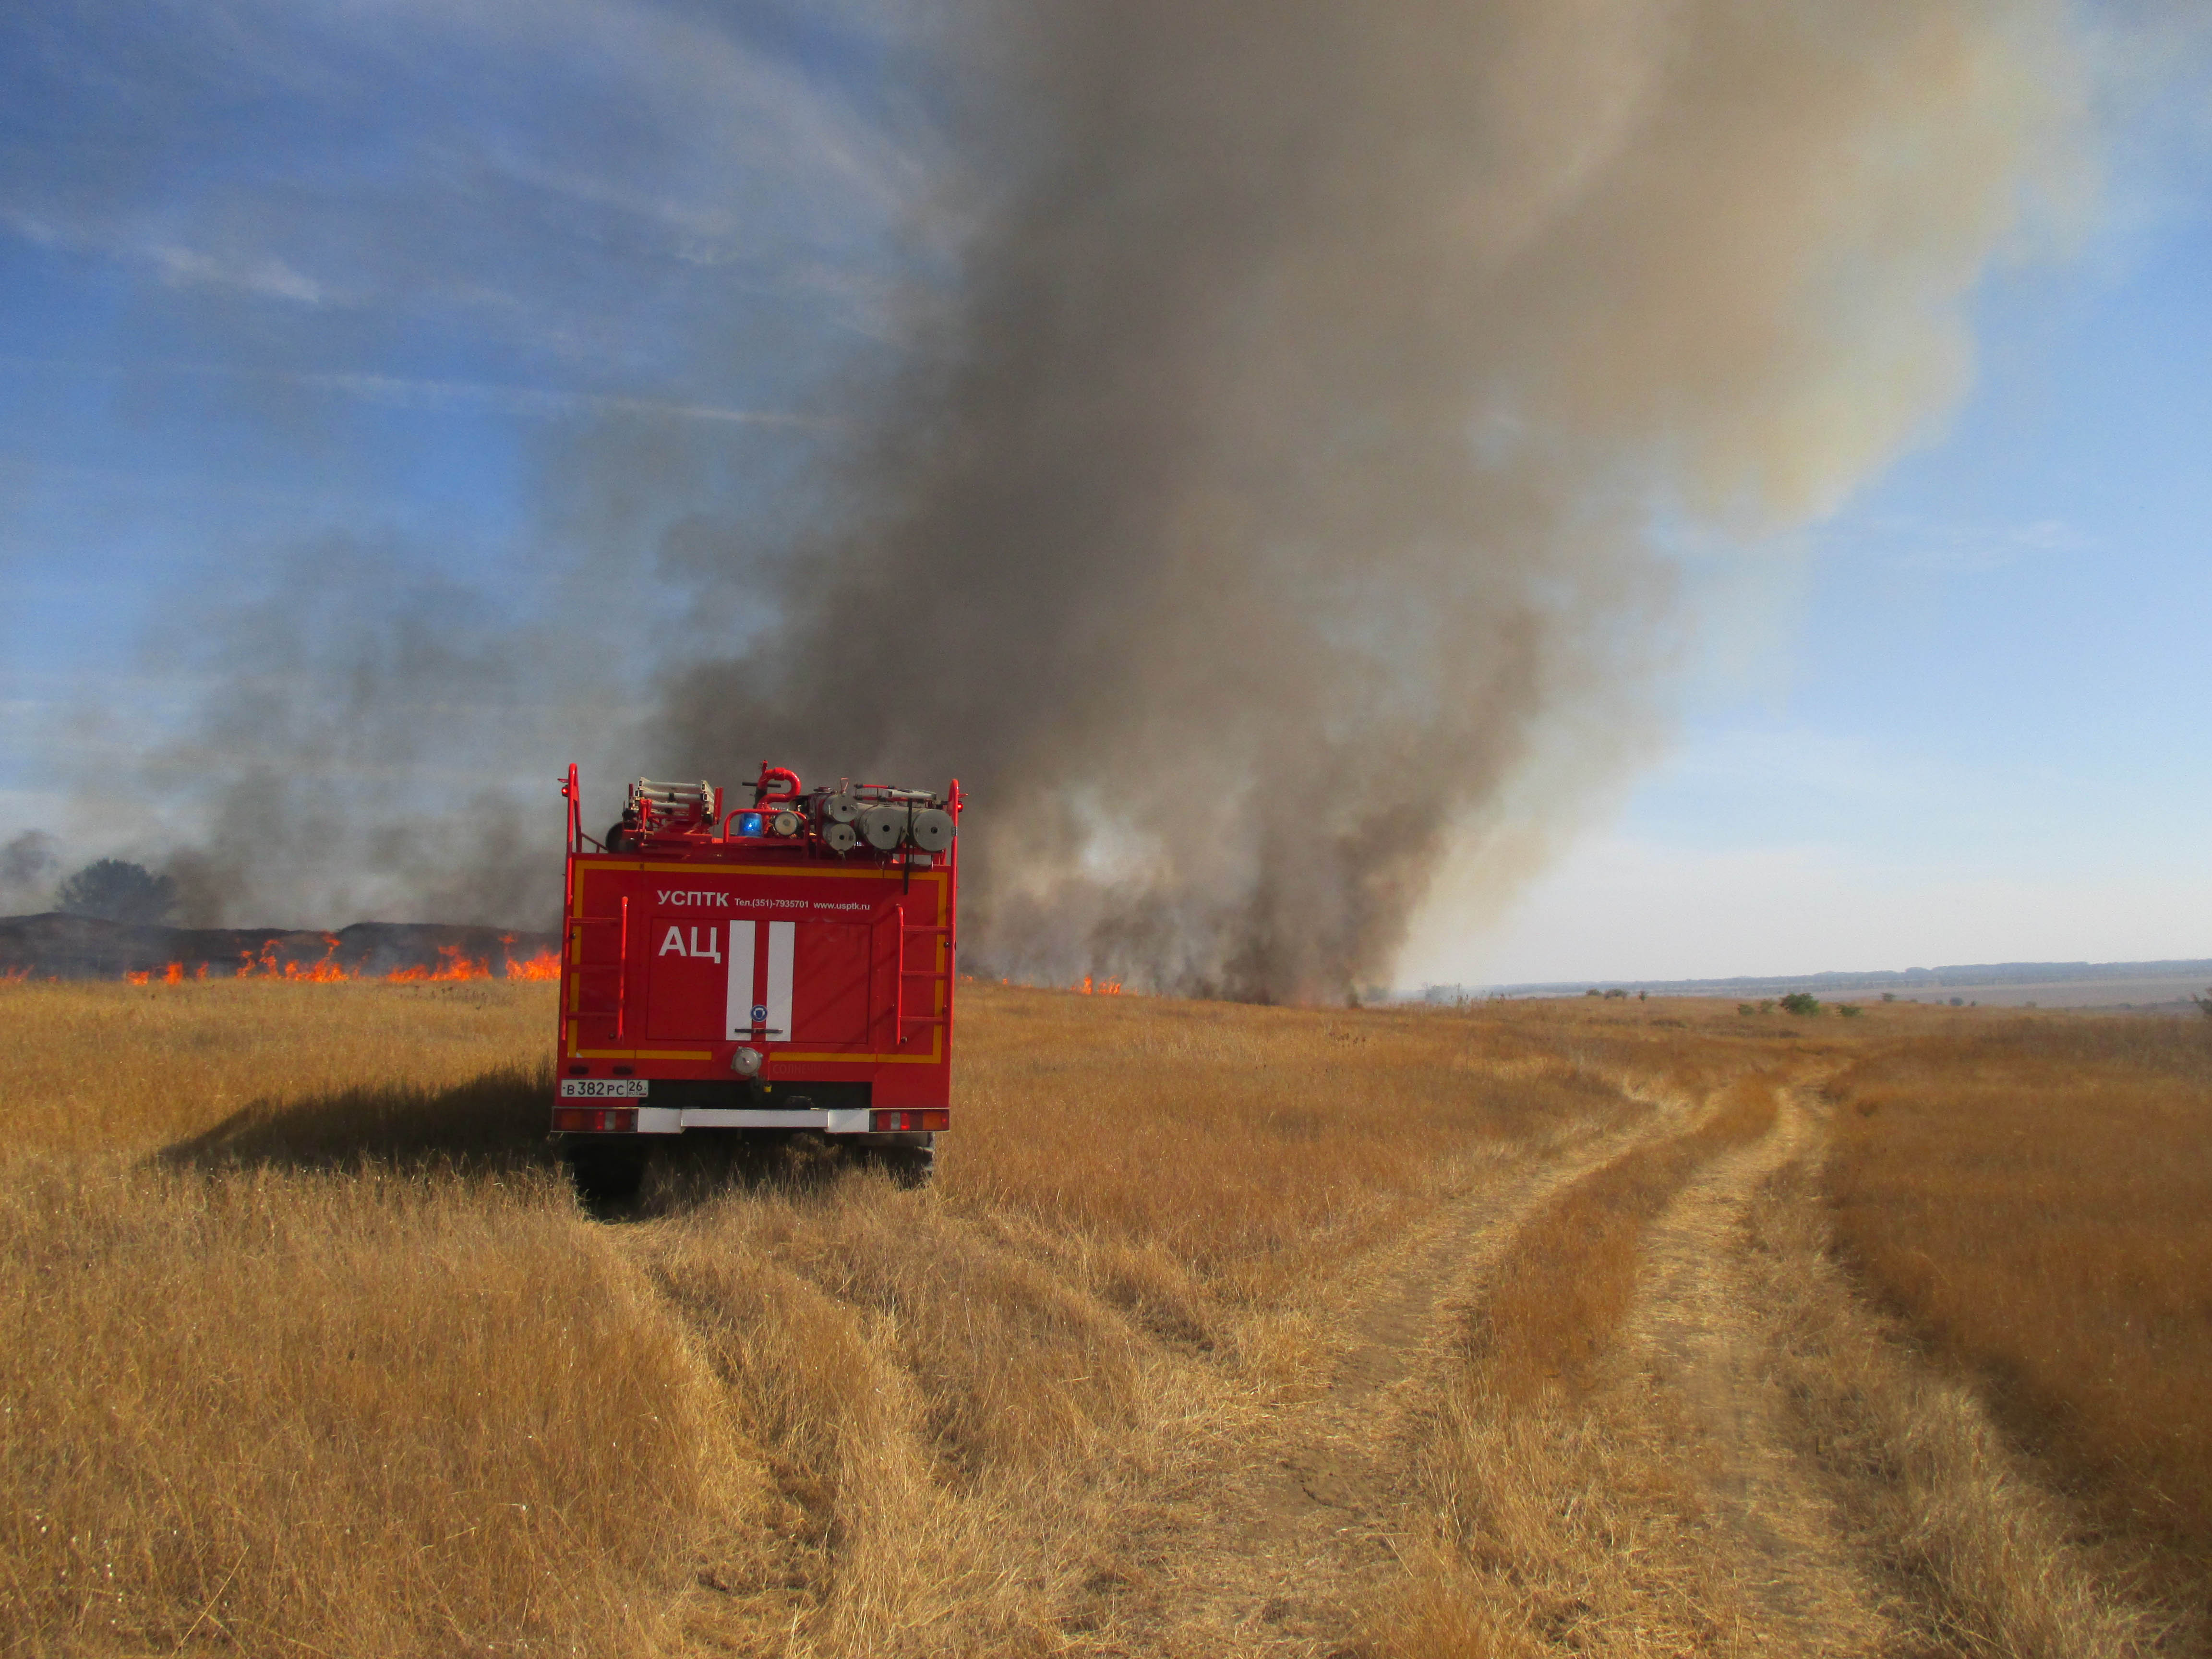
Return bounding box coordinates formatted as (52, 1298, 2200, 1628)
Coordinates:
(726, 920, 756, 1039)
(765, 922, 794, 1040)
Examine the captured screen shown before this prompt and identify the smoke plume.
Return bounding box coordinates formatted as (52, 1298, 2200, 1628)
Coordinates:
(662, 0, 2088, 1000)
(4, 2, 2108, 986)
(0, 832, 57, 913)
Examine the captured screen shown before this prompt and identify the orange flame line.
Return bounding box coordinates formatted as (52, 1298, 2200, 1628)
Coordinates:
(109, 938, 560, 986)
(385, 943, 492, 983)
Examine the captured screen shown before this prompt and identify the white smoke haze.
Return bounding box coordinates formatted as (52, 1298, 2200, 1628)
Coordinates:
(0, 831, 59, 913)
(9, 1, 2141, 994)
(95, 537, 607, 929)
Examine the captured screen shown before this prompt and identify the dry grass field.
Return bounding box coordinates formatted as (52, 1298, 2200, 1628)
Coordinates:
(1, 981, 2203, 1656)
(1826, 1017, 2212, 1618)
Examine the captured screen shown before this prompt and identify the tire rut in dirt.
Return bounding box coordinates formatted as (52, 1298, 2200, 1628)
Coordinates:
(1127, 1105, 1693, 1652)
(1627, 1092, 1903, 1655)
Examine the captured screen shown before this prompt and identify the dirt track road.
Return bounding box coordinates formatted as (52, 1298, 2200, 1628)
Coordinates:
(1114, 1093, 1690, 1652)
(1101, 1077, 2159, 1658)
(1629, 1088, 1901, 1654)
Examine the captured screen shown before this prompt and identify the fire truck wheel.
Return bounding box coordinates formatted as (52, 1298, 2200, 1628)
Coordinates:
(565, 1140, 648, 1206)
(875, 1138, 935, 1189)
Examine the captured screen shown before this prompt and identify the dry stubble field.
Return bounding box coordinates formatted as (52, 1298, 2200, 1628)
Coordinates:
(2, 979, 2206, 1657)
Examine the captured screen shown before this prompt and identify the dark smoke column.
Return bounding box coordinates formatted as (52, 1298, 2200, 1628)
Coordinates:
(663, 0, 2086, 1001)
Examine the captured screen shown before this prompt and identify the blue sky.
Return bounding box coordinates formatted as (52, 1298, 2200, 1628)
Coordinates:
(2, 3, 2207, 979)
(1409, 190, 2212, 984)
(0, 0, 907, 926)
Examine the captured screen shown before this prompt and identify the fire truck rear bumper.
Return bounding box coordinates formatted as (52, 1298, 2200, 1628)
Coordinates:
(633, 1106, 875, 1134)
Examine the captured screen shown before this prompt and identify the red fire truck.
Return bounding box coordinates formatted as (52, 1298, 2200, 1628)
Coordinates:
(550, 762, 960, 1196)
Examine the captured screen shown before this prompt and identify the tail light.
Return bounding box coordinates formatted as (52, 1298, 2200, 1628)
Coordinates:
(871, 1108, 949, 1133)
(553, 1106, 637, 1133)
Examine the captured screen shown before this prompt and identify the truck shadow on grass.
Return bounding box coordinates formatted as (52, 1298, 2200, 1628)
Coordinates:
(157, 1062, 561, 1177)
(570, 1133, 875, 1219)
(154, 1063, 866, 1220)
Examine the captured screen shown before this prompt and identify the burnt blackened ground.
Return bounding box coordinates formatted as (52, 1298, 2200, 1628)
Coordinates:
(0, 914, 559, 979)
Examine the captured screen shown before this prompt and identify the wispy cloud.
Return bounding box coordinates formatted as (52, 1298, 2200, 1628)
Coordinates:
(0, 0, 924, 360)
(301, 371, 839, 428)
(0, 354, 836, 429)
(2, 210, 335, 306)
(149, 245, 325, 305)
(1837, 513, 2095, 574)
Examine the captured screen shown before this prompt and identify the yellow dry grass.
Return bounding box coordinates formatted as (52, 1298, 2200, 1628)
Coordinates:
(1825, 1015, 2212, 1620)
(3, 977, 555, 1155)
(0, 978, 1658, 1656)
(4, 980, 2198, 1656)
(4, 1161, 759, 1656)
(1748, 1155, 2157, 1659)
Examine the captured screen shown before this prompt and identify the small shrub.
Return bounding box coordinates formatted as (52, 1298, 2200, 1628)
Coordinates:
(1757, 1000, 1774, 1015)
(1880, 992, 1896, 1003)
(1838, 1004, 1862, 1019)
(1779, 992, 1821, 1017)
(1737, 1003, 1755, 1017)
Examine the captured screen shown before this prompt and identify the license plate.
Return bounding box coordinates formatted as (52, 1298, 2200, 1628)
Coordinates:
(559, 1078, 649, 1098)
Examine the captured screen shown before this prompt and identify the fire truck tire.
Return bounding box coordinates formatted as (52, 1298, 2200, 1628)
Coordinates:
(565, 1140, 648, 1205)
(873, 1137, 935, 1189)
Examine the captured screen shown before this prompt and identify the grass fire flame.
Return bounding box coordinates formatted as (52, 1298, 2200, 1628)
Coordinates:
(119, 935, 560, 986)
